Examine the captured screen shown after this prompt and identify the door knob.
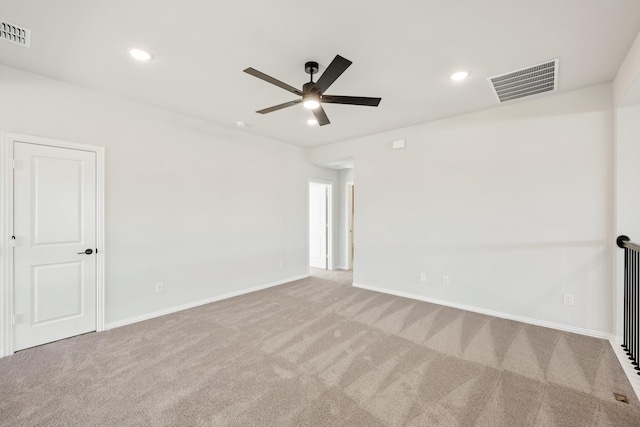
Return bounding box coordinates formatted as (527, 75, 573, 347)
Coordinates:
(77, 249, 93, 255)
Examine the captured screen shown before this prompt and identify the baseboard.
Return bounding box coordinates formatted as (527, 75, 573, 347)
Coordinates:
(609, 339, 640, 400)
(105, 274, 308, 330)
(352, 282, 614, 340)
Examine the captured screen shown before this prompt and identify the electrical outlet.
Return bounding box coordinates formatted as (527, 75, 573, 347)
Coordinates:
(155, 283, 164, 294)
(563, 293, 574, 306)
(420, 273, 427, 282)
(442, 276, 450, 286)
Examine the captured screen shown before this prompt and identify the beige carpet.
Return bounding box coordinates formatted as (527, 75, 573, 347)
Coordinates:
(1, 269, 639, 426)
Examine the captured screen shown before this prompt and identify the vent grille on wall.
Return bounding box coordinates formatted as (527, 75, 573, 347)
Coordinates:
(488, 59, 558, 103)
(0, 20, 31, 47)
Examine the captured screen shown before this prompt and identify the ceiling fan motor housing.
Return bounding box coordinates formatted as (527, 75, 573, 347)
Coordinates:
(303, 82, 319, 95)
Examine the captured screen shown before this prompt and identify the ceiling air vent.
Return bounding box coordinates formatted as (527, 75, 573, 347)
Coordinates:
(488, 59, 558, 103)
(0, 20, 31, 47)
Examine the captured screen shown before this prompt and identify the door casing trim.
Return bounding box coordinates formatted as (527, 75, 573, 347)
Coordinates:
(0, 133, 106, 357)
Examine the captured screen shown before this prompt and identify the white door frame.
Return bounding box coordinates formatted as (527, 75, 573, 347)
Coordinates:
(308, 179, 333, 272)
(0, 133, 106, 357)
(345, 181, 354, 270)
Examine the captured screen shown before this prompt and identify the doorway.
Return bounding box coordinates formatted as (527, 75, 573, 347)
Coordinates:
(1, 133, 105, 356)
(309, 181, 333, 270)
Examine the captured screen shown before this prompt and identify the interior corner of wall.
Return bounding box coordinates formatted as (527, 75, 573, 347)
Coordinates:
(614, 29, 640, 106)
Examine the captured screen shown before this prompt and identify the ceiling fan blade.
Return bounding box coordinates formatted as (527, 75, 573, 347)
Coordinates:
(321, 95, 381, 107)
(314, 55, 352, 94)
(256, 99, 302, 114)
(312, 105, 331, 126)
(244, 68, 303, 96)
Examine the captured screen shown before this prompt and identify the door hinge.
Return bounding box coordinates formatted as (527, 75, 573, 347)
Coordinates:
(11, 315, 15, 326)
(11, 235, 15, 247)
(12, 159, 15, 169)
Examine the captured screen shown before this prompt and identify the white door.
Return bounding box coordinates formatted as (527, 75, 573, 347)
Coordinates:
(309, 184, 328, 269)
(13, 142, 97, 351)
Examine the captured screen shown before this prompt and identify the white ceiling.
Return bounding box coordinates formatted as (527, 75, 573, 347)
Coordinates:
(1, 1, 639, 148)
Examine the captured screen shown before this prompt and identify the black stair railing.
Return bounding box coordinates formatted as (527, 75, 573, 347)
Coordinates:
(617, 235, 640, 375)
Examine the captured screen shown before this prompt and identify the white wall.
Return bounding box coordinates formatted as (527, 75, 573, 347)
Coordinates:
(614, 105, 640, 337)
(308, 84, 615, 336)
(614, 29, 640, 106)
(613, 29, 640, 339)
(0, 64, 337, 356)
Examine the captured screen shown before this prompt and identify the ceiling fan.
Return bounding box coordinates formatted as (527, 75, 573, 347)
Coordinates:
(243, 55, 381, 126)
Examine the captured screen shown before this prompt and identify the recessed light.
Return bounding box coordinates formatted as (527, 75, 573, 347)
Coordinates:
(450, 71, 469, 81)
(128, 48, 153, 61)
(307, 119, 318, 126)
(235, 121, 246, 128)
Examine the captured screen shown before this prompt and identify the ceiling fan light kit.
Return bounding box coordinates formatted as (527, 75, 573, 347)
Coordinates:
(302, 84, 321, 109)
(302, 97, 320, 110)
(243, 55, 381, 126)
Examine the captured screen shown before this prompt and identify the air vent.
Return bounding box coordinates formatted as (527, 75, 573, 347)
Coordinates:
(0, 20, 31, 47)
(488, 59, 558, 103)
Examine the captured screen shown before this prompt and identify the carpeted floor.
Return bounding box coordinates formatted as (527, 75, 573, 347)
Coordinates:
(1, 269, 639, 426)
